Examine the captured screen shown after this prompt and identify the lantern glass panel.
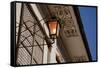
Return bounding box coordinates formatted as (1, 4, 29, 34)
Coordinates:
(48, 21, 58, 35)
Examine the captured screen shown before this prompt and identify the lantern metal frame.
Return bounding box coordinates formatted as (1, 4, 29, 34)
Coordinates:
(42, 16, 60, 44)
(46, 18, 59, 40)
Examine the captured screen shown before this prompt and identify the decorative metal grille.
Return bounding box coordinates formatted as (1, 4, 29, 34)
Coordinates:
(16, 4, 47, 65)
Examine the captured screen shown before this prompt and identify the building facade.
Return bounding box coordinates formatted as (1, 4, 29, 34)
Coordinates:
(15, 2, 91, 66)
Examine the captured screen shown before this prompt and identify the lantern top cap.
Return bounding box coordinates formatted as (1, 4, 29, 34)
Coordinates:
(47, 16, 59, 22)
(51, 16, 57, 19)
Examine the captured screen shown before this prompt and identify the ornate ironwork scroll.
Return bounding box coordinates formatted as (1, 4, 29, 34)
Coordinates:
(48, 5, 78, 37)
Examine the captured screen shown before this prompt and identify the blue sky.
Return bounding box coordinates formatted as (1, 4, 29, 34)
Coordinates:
(79, 6, 97, 61)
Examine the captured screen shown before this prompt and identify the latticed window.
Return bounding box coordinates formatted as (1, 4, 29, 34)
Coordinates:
(16, 3, 48, 65)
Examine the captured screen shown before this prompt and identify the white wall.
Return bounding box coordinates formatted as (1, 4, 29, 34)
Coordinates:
(0, 0, 99, 68)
